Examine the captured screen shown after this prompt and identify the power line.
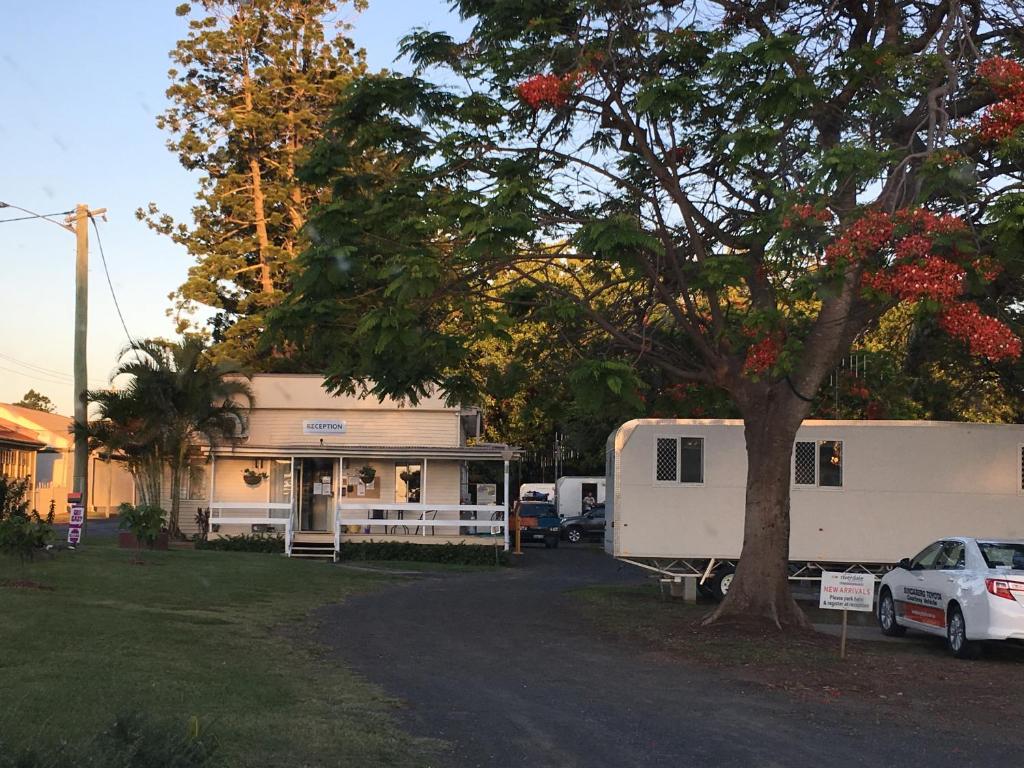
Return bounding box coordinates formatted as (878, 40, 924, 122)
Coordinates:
(0, 201, 74, 233)
(0, 353, 106, 387)
(0, 210, 74, 224)
(89, 215, 134, 347)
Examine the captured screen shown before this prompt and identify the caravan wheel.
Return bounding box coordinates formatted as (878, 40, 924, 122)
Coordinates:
(709, 567, 735, 602)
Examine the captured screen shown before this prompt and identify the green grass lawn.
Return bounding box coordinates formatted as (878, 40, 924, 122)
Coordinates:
(0, 542, 442, 767)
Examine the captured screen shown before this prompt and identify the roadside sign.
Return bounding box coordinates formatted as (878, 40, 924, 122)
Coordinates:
(820, 571, 875, 612)
(68, 504, 85, 546)
(67, 491, 82, 504)
(820, 571, 875, 659)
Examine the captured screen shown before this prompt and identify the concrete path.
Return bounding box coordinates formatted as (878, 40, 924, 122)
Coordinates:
(316, 546, 1017, 767)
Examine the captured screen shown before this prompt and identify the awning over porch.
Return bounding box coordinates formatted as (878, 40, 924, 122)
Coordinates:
(206, 443, 519, 461)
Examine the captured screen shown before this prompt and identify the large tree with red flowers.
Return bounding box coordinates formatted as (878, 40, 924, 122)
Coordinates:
(274, 0, 1024, 629)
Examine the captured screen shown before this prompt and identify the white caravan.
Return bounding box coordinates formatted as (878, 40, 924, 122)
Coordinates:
(519, 482, 556, 501)
(556, 476, 606, 518)
(605, 419, 1024, 599)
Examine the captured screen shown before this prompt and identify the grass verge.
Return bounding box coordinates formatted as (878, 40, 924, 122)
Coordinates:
(0, 543, 443, 767)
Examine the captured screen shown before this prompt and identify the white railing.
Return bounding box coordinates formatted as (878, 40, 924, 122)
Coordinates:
(335, 502, 508, 550)
(209, 502, 294, 556)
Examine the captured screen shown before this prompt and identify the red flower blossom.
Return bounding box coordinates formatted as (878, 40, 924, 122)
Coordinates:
(743, 335, 782, 376)
(939, 303, 1022, 361)
(977, 58, 1024, 143)
(515, 71, 585, 110)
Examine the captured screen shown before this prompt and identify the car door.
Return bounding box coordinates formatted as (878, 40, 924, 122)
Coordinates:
(934, 540, 968, 612)
(896, 541, 948, 634)
(586, 507, 605, 537)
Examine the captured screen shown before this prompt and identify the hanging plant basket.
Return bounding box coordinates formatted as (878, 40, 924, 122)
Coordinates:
(358, 465, 376, 485)
(243, 468, 268, 487)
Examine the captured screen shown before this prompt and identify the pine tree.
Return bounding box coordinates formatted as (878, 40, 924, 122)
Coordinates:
(139, 0, 366, 364)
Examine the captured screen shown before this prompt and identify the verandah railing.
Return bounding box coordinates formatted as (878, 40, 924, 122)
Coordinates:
(334, 502, 509, 551)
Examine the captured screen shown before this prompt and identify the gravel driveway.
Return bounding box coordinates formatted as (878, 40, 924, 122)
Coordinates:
(316, 546, 1018, 767)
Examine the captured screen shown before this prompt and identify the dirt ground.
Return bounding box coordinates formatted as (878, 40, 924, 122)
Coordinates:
(575, 582, 1024, 734)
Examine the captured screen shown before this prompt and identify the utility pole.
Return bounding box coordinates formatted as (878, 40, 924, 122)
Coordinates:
(67, 203, 106, 533)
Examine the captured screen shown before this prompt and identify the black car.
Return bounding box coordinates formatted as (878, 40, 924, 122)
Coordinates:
(560, 504, 605, 543)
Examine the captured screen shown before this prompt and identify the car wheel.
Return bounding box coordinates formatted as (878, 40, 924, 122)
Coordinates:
(709, 566, 735, 602)
(565, 526, 583, 544)
(877, 588, 906, 637)
(946, 604, 980, 659)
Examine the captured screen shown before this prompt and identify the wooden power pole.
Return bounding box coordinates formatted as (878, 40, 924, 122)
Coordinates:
(68, 203, 106, 532)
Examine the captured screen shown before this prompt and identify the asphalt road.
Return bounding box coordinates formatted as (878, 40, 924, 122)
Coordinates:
(317, 546, 1018, 768)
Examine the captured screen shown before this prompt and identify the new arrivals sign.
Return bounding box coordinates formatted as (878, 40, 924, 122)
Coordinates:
(303, 419, 347, 435)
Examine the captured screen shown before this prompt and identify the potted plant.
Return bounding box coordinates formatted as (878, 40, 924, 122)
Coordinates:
(117, 503, 169, 558)
(357, 465, 376, 485)
(242, 468, 268, 487)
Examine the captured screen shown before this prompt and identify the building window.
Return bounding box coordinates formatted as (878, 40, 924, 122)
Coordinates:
(269, 459, 292, 503)
(184, 463, 207, 500)
(655, 438, 678, 482)
(1019, 445, 1023, 491)
(654, 437, 703, 484)
(793, 440, 843, 488)
(794, 441, 817, 486)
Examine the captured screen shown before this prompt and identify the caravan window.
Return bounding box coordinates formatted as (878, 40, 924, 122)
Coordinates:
(654, 437, 704, 485)
(793, 440, 843, 488)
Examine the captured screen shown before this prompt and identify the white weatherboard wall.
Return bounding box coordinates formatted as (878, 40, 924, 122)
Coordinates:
(606, 419, 1024, 565)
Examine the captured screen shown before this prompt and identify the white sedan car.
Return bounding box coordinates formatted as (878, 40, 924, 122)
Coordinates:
(877, 537, 1024, 658)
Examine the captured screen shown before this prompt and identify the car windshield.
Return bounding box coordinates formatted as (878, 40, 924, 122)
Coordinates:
(978, 542, 1024, 570)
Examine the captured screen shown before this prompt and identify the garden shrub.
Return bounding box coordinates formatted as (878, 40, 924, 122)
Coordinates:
(0, 712, 219, 767)
(117, 502, 167, 548)
(338, 541, 509, 566)
(0, 476, 52, 561)
(195, 533, 285, 553)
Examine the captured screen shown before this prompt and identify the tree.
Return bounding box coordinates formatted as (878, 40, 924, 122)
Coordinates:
(14, 390, 55, 413)
(273, 2, 1024, 629)
(86, 338, 252, 536)
(139, 0, 366, 365)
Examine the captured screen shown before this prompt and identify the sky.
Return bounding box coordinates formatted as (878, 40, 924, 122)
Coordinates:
(0, 0, 466, 415)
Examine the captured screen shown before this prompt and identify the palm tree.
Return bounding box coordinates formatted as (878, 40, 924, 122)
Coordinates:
(86, 337, 252, 536)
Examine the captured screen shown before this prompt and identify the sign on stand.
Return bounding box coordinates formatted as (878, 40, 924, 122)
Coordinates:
(819, 571, 875, 659)
(67, 504, 84, 546)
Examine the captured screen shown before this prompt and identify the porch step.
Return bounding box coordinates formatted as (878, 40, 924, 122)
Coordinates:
(289, 541, 337, 560)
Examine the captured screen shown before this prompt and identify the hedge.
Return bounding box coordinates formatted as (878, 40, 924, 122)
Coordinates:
(195, 533, 285, 554)
(337, 541, 509, 566)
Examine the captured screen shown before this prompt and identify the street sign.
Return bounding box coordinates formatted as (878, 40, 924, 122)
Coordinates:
(67, 526, 81, 545)
(819, 571, 875, 612)
(69, 506, 85, 526)
(67, 491, 82, 504)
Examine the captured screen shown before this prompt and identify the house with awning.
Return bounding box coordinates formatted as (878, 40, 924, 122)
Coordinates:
(0, 417, 44, 484)
(0, 404, 135, 518)
(176, 374, 516, 558)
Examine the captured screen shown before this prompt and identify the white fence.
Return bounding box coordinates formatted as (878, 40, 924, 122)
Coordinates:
(208, 502, 294, 555)
(335, 502, 508, 551)
(207, 501, 509, 555)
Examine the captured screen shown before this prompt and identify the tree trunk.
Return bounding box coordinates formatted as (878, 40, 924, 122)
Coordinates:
(249, 157, 274, 295)
(168, 464, 183, 539)
(705, 391, 813, 631)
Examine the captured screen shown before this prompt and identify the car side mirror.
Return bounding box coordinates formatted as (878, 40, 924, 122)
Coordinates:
(897, 558, 913, 571)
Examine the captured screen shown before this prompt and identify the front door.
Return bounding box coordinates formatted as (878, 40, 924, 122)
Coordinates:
(298, 457, 335, 531)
